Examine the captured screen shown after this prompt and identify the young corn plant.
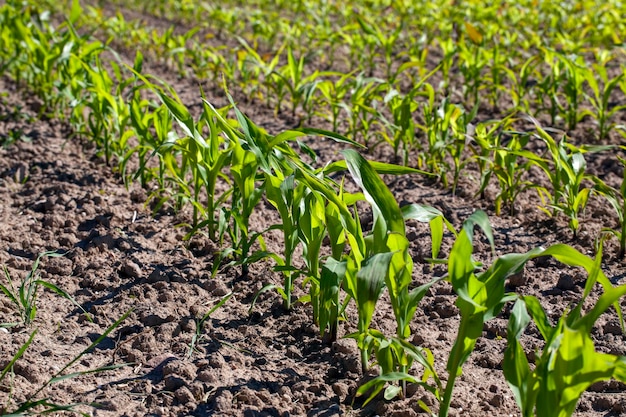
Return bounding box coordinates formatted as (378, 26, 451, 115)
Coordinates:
(1, 310, 132, 416)
(436, 212, 567, 417)
(316, 71, 356, 132)
(295, 154, 384, 370)
(488, 129, 533, 216)
(128, 70, 234, 238)
(535, 49, 567, 127)
(219, 92, 360, 279)
(457, 25, 488, 109)
(506, 55, 542, 114)
(420, 97, 472, 191)
(235, 37, 285, 109)
(187, 292, 233, 358)
(0, 252, 90, 326)
(354, 13, 405, 81)
(342, 150, 445, 402)
(296, 185, 329, 322)
(434, 36, 457, 96)
(581, 62, 625, 142)
(82, 56, 132, 167)
(125, 91, 169, 188)
(293, 165, 362, 339)
(221, 124, 267, 278)
(256, 139, 361, 315)
(380, 66, 440, 165)
(558, 53, 587, 132)
(520, 117, 595, 237)
(233, 47, 263, 101)
(504, 244, 626, 417)
(261, 173, 305, 311)
(272, 47, 322, 120)
(341, 73, 386, 146)
(467, 117, 511, 201)
(593, 156, 626, 258)
(302, 153, 445, 402)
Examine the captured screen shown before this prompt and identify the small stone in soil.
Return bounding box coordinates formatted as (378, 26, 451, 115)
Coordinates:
(603, 320, 622, 336)
(197, 369, 218, 383)
(147, 267, 169, 283)
(592, 396, 613, 411)
(332, 382, 349, 400)
(489, 393, 504, 407)
(332, 339, 355, 355)
(507, 269, 526, 287)
(164, 375, 186, 391)
(556, 273, 576, 291)
(175, 386, 196, 404)
(121, 260, 142, 278)
(203, 279, 230, 296)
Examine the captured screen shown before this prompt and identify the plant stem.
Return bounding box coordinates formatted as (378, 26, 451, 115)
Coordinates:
(440, 316, 470, 417)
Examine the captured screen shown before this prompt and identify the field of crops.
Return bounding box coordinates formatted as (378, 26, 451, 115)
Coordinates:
(1, 0, 626, 416)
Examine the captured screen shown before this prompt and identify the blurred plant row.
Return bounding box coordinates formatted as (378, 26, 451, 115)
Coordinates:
(30, 0, 626, 242)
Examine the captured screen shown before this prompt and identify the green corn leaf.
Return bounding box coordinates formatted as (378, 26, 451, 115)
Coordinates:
(540, 244, 621, 326)
(356, 252, 394, 331)
(342, 149, 405, 246)
(133, 50, 143, 73)
(318, 258, 346, 338)
(295, 167, 359, 244)
(356, 370, 429, 406)
(49, 363, 131, 384)
(577, 283, 626, 334)
(324, 159, 430, 176)
(536, 325, 626, 417)
(69, 0, 82, 25)
(0, 275, 19, 307)
(401, 203, 456, 260)
(34, 279, 91, 322)
(503, 299, 533, 416)
(522, 295, 554, 341)
(0, 329, 37, 382)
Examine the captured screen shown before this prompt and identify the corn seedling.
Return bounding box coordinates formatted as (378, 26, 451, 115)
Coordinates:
(581, 61, 625, 142)
(457, 26, 487, 109)
(437, 212, 549, 416)
(1, 310, 132, 416)
(438, 34, 459, 92)
(271, 47, 322, 119)
(593, 156, 626, 258)
(380, 65, 439, 165)
(488, 129, 533, 215)
(345, 152, 443, 401)
(295, 185, 329, 321)
(419, 98, 473, 191)
(316, 71, 356, 131)
(253, 130, 362, 312)
(262, 173, 305, 311)
(521, 117, 595, 236)
(554, 52, 586, 132)
(187, 292, 233, 358)
(342, 73, 385, 145)
(467, 118, 509, 201)
(235, 37, 286, 109)
(504, 244, 626, 417)
(0, 251, 90, 326)
(354, 13, 405, 81)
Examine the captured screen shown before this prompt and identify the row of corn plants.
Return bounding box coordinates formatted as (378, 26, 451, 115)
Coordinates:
(53, 1, 626, 147)
(73, 1, 625, 131)
(47, 0, 626, 248)
(2, 1, 626, 416)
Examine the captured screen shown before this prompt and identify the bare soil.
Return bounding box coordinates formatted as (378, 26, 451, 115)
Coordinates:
(1, 4, 626, 417)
